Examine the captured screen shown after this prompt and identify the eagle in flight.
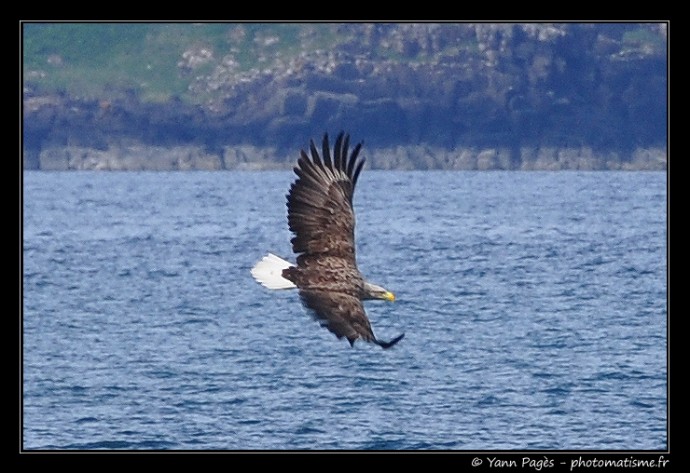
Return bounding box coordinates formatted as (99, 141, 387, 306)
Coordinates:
(251, 132, 404, 349)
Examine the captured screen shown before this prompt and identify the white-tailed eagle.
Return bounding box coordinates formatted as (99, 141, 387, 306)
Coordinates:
(251, 132, 404, 349)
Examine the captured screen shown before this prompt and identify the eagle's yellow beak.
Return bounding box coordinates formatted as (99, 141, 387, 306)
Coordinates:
(384, 291, 396, 302)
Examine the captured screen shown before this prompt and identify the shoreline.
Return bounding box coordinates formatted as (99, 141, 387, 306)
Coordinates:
(23, 144, 667, 172)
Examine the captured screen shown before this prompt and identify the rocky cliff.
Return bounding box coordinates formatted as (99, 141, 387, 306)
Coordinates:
(23, 23, 667, 170)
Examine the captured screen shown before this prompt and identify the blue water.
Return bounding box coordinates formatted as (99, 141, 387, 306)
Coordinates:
(22, 170, 667, 450)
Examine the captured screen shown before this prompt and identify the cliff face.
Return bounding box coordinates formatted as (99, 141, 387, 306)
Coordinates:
(23, 23, 667, 170)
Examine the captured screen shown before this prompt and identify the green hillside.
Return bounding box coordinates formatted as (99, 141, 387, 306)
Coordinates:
(22, 23, 339, 102)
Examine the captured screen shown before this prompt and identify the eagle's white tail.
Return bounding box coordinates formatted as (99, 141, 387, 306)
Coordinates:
(251, 253, 297, 290)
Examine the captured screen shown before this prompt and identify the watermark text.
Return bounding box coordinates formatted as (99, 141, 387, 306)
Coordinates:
(470, 455, 669, 471)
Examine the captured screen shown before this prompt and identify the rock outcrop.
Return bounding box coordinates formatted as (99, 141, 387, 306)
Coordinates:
(23, 23, 667, 170)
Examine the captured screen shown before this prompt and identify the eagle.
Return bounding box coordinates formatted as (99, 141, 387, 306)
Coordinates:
(251, 132, 404, 349)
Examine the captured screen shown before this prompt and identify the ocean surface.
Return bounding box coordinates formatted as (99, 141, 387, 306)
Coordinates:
(22, 170, 667, 450)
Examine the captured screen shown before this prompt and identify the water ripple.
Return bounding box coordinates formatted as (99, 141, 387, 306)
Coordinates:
(23, 171, 667, 450)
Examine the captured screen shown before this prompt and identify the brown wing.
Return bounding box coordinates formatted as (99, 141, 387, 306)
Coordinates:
(300, 289, 405, 348)
(286, 132, 364, 264)
(298, 290, 377, 346)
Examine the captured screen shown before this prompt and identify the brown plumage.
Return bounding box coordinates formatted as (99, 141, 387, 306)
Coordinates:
(251, 132, 403, 349)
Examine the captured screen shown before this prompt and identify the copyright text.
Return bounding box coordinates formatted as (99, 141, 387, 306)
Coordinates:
(470, 455, 669, 471)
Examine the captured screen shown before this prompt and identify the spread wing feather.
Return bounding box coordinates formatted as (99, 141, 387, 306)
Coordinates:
(286, 132, 365, 261)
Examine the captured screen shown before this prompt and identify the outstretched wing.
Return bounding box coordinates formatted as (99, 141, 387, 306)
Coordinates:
(286, 132, 365, 264)
(299, 290, 375, 345)
(300, 290, 404, 349)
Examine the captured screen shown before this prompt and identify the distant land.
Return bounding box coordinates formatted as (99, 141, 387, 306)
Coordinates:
(22, 23, 667, 171)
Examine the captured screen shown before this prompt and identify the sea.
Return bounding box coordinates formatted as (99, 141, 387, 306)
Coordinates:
(22, 170, 667, 451)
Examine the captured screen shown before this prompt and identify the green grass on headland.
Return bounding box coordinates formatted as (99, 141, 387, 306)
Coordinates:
(22, 23, 340, 103)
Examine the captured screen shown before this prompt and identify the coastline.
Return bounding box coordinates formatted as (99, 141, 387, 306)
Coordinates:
(23, 144, 667, 172)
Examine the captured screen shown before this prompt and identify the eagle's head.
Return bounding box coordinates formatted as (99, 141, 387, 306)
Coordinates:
(363, 282, 395, 302)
